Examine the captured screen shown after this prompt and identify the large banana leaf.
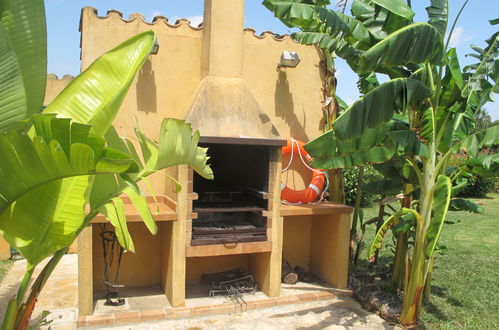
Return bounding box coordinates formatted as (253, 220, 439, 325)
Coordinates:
(358, 23, 443, 73)
(0, 116, 136, 215)
(263, 0, 369, 43)
(0, 176, 90, 266)
(370, 0, 414, 20)
(0, 0, 46, 119)
(0, 24, 27, 131)
(351, 0, 411, 42)
(88, 119, 213, 251)
(425, 0, 448, 36)
(156, 119, 213, 179)
(449, 198, 484, 214)
(451, 125, 499, 157)
(425, 175, 451, 258)
(368, 208, 421, 262)
(330, 78, 433, 140)
(44, 31, 155, 136)
(306, 120, 427, 169)
(463, 25, 498, 107)
(0, 116, 139, 264)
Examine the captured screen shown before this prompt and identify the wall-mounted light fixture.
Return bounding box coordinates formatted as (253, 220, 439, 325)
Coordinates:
(151, 37, 160, 55)
(278, 51, 301, 69)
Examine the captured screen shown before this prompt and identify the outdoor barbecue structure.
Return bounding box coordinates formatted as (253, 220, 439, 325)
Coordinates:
(74, 0, 353, 316)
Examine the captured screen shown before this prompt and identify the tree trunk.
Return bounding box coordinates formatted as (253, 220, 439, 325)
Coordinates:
(400, 150, 435, 326)
(350, 166, 364, 263)
(373, 203, 385, 264)
(391, 231, 408, 290)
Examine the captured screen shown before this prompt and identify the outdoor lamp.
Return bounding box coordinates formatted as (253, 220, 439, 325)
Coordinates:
(278, 51, 301, 68)
(151, 37, 160, 55)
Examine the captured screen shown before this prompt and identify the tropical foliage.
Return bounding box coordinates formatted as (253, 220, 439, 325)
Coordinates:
(265, 0, 498, 326)
(0, 0, 212, 328)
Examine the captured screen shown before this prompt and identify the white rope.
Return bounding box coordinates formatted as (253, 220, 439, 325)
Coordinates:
(281, 138, 330, 204)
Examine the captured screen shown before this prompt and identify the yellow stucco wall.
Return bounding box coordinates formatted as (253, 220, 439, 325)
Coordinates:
(186, 255, 248, 285)
(79, 8, 325, 193)
(76, 7, 350, 309)
(282, 216, 313, 270)
(0, 235, 10, 260)
(44, 74, 74, 106)
(92, 222, 163, 292)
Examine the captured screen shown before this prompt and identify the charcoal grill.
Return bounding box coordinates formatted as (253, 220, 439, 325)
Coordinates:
(191, 141, 283, 246)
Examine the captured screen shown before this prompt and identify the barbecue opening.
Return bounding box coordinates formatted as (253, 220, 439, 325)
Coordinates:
(192, 142, 272, 245)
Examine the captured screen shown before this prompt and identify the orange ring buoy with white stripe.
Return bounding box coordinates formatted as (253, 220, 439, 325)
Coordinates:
(281, 138, 325, 204)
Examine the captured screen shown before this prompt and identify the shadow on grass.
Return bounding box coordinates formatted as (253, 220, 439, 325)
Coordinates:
(423, 299, 449, 322)
(431, 285, 463, 307)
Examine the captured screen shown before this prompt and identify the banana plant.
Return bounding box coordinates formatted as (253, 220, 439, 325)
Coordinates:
(299, 0, 498, 326)
(0, 1, 213, 328)
(263, 0, 373, 204)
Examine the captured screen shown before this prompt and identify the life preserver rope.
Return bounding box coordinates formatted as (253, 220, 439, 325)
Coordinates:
(281, 138, 328, 205)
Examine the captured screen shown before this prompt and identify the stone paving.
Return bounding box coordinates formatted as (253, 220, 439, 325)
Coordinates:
(0, 255, 397, 329)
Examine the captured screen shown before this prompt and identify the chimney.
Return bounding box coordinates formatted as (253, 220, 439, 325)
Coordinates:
(201, 0, 244, 78)
(185, 0, 281, 142)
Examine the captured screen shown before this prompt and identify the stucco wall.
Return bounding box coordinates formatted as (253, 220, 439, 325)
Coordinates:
(79, 7, 326, 194)
(44, 74, 74, 106)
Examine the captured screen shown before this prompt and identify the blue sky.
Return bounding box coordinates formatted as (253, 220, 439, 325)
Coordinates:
(45, 0, 499, 120)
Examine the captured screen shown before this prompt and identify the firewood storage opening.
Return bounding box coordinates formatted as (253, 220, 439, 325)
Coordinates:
(192, 138, 281, 246)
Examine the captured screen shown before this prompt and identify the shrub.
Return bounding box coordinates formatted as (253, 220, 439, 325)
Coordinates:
(458, 175, 497, 198)
(343, 166, 382, 207)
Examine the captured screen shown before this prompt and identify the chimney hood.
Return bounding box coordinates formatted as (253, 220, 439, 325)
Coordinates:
(185, 0, 284, 145)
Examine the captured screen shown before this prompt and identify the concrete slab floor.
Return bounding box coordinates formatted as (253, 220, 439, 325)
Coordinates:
(0, 255, 398, 329)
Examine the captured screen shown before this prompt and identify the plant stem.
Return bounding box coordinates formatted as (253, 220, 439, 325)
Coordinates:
(424, 254, 436, 300)
(350, 166, 364, 263)
(15, 248, 68, 330)
(373, 203, 385, 264)
(16, 263, 35, 307)
(400, 143, 436, 325)
(392, 231, 408, 291)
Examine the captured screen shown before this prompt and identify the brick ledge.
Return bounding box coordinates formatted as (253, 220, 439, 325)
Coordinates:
(77, 289, 351, 328)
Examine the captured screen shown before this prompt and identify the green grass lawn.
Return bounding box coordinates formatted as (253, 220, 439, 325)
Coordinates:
(0, 259, 13, 283)
(355, 193, 499, 329)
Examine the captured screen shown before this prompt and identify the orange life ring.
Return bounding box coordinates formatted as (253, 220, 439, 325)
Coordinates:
(281, 138, 325, 204)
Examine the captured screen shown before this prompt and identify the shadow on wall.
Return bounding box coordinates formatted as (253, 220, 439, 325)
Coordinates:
(136, 59, 157, 113)
(274, 71, 307, 141)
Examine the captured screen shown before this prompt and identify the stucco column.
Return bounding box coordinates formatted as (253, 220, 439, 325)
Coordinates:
(310, 213, 351, 288)
(78, 225, 93, 315)
(202, 0, 244, 78)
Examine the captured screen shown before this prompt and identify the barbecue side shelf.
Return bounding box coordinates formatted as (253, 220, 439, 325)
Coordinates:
(90, 195, 192, 223)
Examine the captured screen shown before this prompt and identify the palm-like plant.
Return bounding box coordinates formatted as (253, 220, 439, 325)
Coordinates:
(265, 0, 498, 326)
(0, 1, 213, 328)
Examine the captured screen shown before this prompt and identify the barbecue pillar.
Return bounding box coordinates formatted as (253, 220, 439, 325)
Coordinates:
(167, 0, 285, 306)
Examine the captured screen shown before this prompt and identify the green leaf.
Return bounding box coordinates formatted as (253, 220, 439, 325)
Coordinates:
(425, 175, 452, 258)
(332, 78, 433, 140)
(44, 31, 156, 136)
(449, 198, 484, 213)
(307, 120, 427, 169)
(368, 207, 420, 262)
(0, 24, 27, 131)
(156, 119, 213, 179)
(0, 116, 136, 215)
(99, 198, 135, 252)
(425, 0, 448, 37)
(263, 1, 369, 43)
(0, 176, 90, 265)
(0, 0, 47, 117)
(358, 23, 443, 73)
(370, 0, 414, 20)
(363, 178, 403, 195)
(452, 125, 499, 156)
(122, 183, 157, 235)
